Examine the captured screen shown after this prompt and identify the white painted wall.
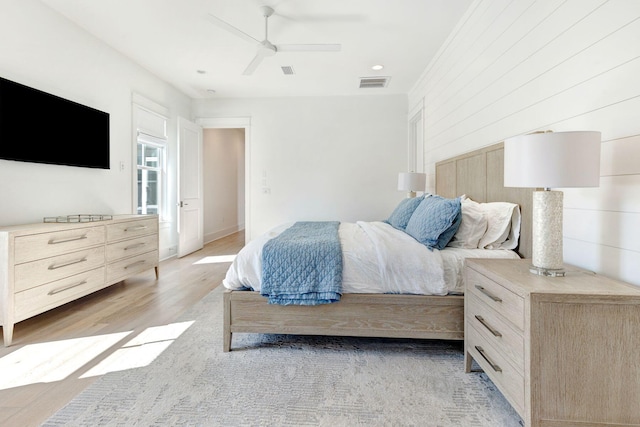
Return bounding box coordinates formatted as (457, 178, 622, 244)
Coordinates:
(203, 128, 245, 243)
(193, 95, 408, 240)
(0, 0, 191, 260)
(409, 0, 640, 286)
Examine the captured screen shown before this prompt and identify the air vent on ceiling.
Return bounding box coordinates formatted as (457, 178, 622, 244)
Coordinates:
(359, 76, 390, 89)
(281, 66, 295, 75)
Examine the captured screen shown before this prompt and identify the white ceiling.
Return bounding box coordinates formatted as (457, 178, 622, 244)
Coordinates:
(39, 0, 473, 99)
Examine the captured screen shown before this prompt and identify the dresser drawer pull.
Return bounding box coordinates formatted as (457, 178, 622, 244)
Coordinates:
(125, 225, 148, 232)
(475, 315, 502, 337)
(48, 280, 88, 295)
(475, 346, 502, 373)
(124, 242, 146, 251)
(48, 235, 88, 245)
(48, 257, 88, 270)
(475, 285, 502, 302)
(124, 260, 146, 269)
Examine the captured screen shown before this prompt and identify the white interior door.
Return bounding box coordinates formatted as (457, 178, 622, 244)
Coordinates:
(177, 117, 203, 257)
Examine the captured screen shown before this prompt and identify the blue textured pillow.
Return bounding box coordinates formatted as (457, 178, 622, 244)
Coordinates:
(386, 195, 425, 230)
(405, 196, 462, 250)
(435, 209, 462, 250)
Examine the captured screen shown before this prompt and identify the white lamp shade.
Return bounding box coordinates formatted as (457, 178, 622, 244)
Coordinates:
(504, 131, 601, 188)
(398, 172, 426, 192)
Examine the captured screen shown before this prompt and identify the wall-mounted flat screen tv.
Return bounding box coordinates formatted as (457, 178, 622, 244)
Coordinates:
(0, 76, 110, 169)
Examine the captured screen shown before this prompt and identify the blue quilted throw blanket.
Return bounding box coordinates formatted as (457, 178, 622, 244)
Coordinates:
(261, 221, 342, 306)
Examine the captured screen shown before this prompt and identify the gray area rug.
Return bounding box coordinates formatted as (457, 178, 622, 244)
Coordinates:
(44, 286, 523, 426)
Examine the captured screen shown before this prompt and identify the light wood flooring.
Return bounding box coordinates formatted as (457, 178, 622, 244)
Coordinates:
(0, 231, 245, 427)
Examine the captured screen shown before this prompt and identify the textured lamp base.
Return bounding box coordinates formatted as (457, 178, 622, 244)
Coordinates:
(532, 190, 565, 276)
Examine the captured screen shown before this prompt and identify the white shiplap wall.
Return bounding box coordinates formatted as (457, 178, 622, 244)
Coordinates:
(409, 0, 640, 286)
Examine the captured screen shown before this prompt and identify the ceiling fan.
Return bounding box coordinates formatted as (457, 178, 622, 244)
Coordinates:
(207, 5, 341, 76)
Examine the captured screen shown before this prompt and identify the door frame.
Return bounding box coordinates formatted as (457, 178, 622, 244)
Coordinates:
(196, 117, 251, 243)
(408, 98, 425, 173)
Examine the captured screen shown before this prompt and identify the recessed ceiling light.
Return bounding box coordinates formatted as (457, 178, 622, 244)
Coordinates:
(371, 64, 384, 71)
(197, 70, 206, 74)
(206, 89, 216, 94)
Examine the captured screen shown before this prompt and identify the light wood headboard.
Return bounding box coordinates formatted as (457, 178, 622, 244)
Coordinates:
(435, 142, 533, 259)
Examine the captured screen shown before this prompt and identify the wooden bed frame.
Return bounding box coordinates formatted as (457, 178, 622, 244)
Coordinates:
(223, 143, 533, 352)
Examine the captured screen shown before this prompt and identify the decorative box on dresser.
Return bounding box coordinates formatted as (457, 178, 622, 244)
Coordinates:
(464, 258, 640, 427)
(0, 214, 159, 347)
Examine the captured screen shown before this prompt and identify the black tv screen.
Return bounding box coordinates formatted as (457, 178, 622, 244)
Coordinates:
(0, 76, 110, 169)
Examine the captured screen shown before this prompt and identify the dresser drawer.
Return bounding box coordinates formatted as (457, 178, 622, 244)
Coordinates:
(14, 246, 106, 292)
(14, 226, 105, 264)
(466, 268, 524, 331)
(106, 250, 158, 284)
(106, 234, 158, 262)
(467, 323, 524, 415)
(466, 292, 524, 372)
(14, 267, 106, 322)
(106, 218, 158, 243)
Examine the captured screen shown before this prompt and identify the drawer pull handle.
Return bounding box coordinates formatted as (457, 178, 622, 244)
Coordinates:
(125, 225, 148, 232)
(124, 260, 146, 269)
(48, 257, 87, 270)
(48, 280, 88, 295)
(475, 285, 502, 302)
(48, 235, 88, 245)
(124, 242, 146, 251)
(475, 346, 502, 373)
(475, 315, 502, 337)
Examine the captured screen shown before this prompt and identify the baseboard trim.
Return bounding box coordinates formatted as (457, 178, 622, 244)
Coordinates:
(205, 225, 244, 244)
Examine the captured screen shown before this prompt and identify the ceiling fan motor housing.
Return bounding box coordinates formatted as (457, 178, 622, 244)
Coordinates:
(260, 40, 277, 55)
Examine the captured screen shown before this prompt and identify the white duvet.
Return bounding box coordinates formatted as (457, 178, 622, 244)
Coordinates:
(223, 221, 519, 295)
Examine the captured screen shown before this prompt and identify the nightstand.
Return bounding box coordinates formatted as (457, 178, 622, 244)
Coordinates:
(464, 258, 640, 427)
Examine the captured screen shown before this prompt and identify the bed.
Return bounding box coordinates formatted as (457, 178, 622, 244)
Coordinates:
(222, 143, 533, 351)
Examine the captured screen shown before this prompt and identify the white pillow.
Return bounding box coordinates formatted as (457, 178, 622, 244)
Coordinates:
(447, 196, 487, 249)
(477, 202, 521, 250)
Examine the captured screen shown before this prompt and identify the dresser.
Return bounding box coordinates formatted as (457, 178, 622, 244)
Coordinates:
(0, 215, 159, 346)
(464, 258, 640, 427)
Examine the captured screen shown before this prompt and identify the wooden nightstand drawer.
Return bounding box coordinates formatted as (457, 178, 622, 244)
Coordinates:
(14, 226, 105, 264)
(106, 218, 158, 242)
(14, 246, 106, 292)
(466, 268, 524, 331)
(467, 323, 524, 415)
(106, 234, 158, 262)
(466, 292, 524, 372)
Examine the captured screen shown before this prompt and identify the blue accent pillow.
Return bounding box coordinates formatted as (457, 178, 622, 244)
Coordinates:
(405, 195, 462, 250)
(435, 209, 462, 250)
(386, 195, 425, 230)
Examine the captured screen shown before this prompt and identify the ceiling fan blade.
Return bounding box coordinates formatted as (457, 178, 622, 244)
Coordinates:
(242, 53, 265, 76)
(206, 13, 261, 46)
(276, 44, 341, 52)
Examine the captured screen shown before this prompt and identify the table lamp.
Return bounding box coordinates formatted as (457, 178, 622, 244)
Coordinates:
(504, 130, 601, 276)
(398, 172, 426, 198)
